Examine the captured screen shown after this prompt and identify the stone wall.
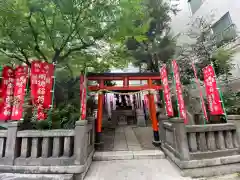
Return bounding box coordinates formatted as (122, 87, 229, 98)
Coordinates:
(0, 118, 95, 180)
(159, 116, 240, 177)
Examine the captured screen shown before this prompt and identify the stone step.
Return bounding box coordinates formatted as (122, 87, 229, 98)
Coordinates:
(93, 150, 165, 161)
(197, 174, 240, 180)
(0, 173, 73, 180)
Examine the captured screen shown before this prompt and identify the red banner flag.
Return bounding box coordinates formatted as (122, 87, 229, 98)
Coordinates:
(172, 60, 188, 124)
(11, 66, 28, 120)
(80, 73, 87, 120)
(0, 66, 15, 121)
(203, 65, 223, 115)
(31, 61, 54, 120)
(160, 64, 174, 117)
(192, 63, 208, 121)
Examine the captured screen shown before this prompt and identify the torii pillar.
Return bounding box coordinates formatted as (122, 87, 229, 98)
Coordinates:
(148, 80, 160, 146)
(96, 80, 104, 145)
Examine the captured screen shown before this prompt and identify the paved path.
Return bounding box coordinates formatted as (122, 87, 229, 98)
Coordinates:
(87, 125, 190, 180)
(87, 125, 240, 180)
(100, 125, 157, 151)
(84, 159, 191, 180)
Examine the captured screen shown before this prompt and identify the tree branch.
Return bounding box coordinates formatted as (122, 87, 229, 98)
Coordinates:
(59, 41, 94, 61)
(19, 49, 30, 65)
(40, 11, 56, 50)
(58, 0, 93, 53)
(0, 49, 26, 63)
(59, 31, 108, 61)
(6, 32, 30, 65)
(27, 12, 48, 61)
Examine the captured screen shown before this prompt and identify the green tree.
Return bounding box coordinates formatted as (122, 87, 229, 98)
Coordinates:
(177, 16, 234, 84)
(126, 0, 179, 72)
(0, 0, 147, 67)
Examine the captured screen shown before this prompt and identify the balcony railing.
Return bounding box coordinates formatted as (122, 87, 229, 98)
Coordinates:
(213, 24, 238, 47)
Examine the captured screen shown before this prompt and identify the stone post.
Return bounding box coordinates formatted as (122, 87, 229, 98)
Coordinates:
(228, 115, 240, 148)
(158, 114, 168, 143)
(87, 116, 96, 151)
(169, 118, 190, 160)
(5, 121, 20, 165)
(74, 120, 88, 165)
(136, 109, 146, 127)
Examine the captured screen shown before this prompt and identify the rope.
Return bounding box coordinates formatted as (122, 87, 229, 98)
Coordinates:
(95, 89, 157, 95)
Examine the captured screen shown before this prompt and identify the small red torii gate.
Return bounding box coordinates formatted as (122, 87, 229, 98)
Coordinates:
(87, 72, 162, 145)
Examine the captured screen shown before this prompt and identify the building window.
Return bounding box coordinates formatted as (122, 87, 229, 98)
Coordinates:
(212, 12, 237, 47)
(188, 0, 203, 14)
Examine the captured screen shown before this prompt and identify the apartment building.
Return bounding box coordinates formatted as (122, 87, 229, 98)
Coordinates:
(171, 0, 240, 78)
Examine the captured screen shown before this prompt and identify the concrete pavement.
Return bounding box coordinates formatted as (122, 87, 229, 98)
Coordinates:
(84, 159, 191, 180)
(85, 126, 240, 180)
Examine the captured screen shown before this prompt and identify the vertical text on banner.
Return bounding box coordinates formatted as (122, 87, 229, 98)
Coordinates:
(31, 61, 54, 120)
(172, 60, 188, 124)
(0, 66, 15, 121)
(80, 73, 87, 120)
(11, 66, 28, 120)
(160, 64, 174, 117)
(203, 65, 223, 115)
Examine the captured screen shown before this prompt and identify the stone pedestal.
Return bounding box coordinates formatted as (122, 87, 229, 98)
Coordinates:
(169, 118, 190, 160)
(136, 109, 146, 127)
(5, 121, 20, 165)
(228, 115, 240, 148)
(74, 120, 88, 165)
(158, 114, 168, 142)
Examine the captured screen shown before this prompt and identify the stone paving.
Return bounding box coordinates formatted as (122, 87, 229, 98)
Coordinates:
(85, 125, 240, 180)
(100, 125, 157, 151)
(84, 159, 191, 180)
(85, 125, 189, 180)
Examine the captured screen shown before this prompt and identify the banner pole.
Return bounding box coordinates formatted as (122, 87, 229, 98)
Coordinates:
(21, 66, 30, 121)
(159, 66, 168, 117)
(48, 62, 56, 129)
(210, 62, 227, 122)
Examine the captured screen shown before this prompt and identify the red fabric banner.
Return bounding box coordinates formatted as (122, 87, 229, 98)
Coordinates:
(79, 75, 84, 104)
(31, 61, 54, 120)
(11, 66, 28, 120)
(172, 60, 188, 124)
(80, 73, 87, 120)
(81, 88, 87, 120)
(203, 65, 223, 115)
(192, 63, 208, 121)
(0, 66, 15, 121)
(160, 64, 174, 117)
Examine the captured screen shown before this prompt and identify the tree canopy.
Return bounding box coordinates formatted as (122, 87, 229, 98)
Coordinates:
(0, 0, 148, 72)
(126, 0, 179, 72)
(177, 16, 234, 84)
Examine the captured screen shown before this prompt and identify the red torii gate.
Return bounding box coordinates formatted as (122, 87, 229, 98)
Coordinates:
(87, 72, 162, 145)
